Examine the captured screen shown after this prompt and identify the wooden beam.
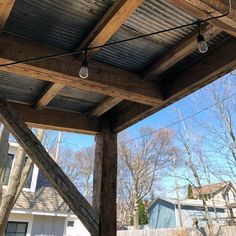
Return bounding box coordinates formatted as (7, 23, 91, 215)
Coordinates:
(78, 0, 144, 56)
(93, 120, 117, 236)
(0, 0, 16, 33)
(88, 97, 122, 117)
(113, 37, 236, 132)
(168, 0, 236, 36)
(0, 99, 99, 236)
(143, 24, 220, 80)
(0, 34, 163, 106)
(34, 83, 64, 110)
(8, 102, 100, 135)
(36, 0, 144, 110)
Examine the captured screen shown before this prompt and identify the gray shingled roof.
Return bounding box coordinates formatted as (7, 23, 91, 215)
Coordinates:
(14, 172, 71, 214)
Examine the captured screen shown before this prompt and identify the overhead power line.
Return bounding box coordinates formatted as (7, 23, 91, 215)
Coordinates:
(123, 90, 236, 144)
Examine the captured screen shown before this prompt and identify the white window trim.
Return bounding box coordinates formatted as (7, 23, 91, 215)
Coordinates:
(3, 152, 39, 193)
(8, 214, 33, 236)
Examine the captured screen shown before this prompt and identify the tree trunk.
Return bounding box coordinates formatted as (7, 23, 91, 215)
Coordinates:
(174, 156, 183, 227)
(0, 129, 44, 235)
(189, 162, 214, 236)
(202, 199, 214, 236)
(133, 200, 139, 229)
(0, 125, 10, 205)
(0, 146, 26, 233)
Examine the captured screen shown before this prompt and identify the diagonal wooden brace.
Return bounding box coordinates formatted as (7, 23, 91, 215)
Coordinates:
(0, 99, 99, 236)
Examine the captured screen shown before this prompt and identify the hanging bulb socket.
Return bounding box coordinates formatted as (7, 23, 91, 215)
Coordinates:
(79, 51, 89, 79)
(197, 23, 208, 54)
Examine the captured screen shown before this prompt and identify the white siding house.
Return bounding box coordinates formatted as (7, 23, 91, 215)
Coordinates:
(4, 142, 90, 236)
(193, 182, 236, 216)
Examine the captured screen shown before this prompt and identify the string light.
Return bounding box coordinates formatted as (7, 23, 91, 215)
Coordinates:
(0, 0, 231, 75)
(197, 23, 208, 54)
(79, 51, 89, 79)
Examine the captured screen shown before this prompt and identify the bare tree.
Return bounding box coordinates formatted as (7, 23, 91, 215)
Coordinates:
(172, 116, 215, 236)
(59, 146, 94, 203)
(0, 126, 45, 234)
(118, 127, 173, 228)
(197, 75, 236, 182)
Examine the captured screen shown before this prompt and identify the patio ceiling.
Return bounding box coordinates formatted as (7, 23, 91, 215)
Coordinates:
(0, 0, 235, 134)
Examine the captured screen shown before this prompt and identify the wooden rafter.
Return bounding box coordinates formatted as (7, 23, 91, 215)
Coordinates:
(113, 37, 236, 132)
(0, 99, 99, 236)
(0, 0, 16, 33)
(0, 34, 163, 107)
(168, 0, 236, 36)
(78, 0, 143, 56)
(143, 24, 220, 80)
(87, 97, 122, 117)
(34, 83, 64, 110)
(8, 102, 100, 134)
(36, 0, 143, 111)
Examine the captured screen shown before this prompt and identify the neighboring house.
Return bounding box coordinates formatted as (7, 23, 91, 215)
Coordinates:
(193, 182, 236, 217)
(192, 181, 236, 204)
(148, 197, 227, 229)
(4, 142, 90, 236)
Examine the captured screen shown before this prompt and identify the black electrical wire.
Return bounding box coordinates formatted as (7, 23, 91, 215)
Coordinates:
(0, 0, 232, 67)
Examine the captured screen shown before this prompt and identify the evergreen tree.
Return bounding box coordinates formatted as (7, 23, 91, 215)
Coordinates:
(138, 199, 148, 225)
(187, 184, 194, 199)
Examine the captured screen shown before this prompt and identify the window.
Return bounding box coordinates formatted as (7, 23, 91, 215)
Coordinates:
(226, 193, 230, 202)
(3, 154, 33, 189)
(67, 221, 75, 227)
(5, 221, 28, 236)
(23, 157, 34, 189)
(3, 154, 14, 185)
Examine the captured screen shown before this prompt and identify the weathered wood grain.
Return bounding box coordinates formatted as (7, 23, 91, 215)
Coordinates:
(168, 0, 236, 36)
(0, 99, 99, 235)
(143, 24, 220, 80)
(7, 102, 100, 134)
(0, 34, 163, 106)
(113, 37, 236, 132)
(93, 120, 117, 236)
(0, 0, 16, 33)
(88, 97, 122, 117)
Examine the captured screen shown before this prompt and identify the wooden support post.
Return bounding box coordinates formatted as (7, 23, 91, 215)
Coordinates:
(0, 99, 99, 236)
(93, 120, 117, 236)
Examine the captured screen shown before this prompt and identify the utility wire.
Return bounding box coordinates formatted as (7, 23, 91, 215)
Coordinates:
(60, 90, 236, 146)
(0, 0, 232, 67)
(123, 90, 236, 144)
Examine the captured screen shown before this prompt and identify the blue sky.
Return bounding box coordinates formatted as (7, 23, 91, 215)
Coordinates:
(59, 71, 236, 198)
(62, 74, 228, 150)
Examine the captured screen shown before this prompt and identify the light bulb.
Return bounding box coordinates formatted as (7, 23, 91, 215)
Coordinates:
(79, 60, 88, 79)
(197, 35, 208, 54)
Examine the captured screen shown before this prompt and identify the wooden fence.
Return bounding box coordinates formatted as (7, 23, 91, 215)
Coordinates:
(117, 225, 236, 236)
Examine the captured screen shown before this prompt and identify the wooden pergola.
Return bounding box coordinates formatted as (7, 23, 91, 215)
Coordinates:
(0, 0, 235, 235)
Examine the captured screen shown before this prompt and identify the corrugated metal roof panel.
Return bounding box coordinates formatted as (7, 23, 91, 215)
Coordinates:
(47, 95, 95, 113)
(0, 71, 47, 104)
(4, 0, 229, 73)
(5, 0, 114, 51)
(157, 32, 230, 82)
(94, 0, 199, 71)
(94, 28, 163, 72)
(125, 0, 196, 42)
(47, 86, 106, 113)
(59, 86, 106, 103)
